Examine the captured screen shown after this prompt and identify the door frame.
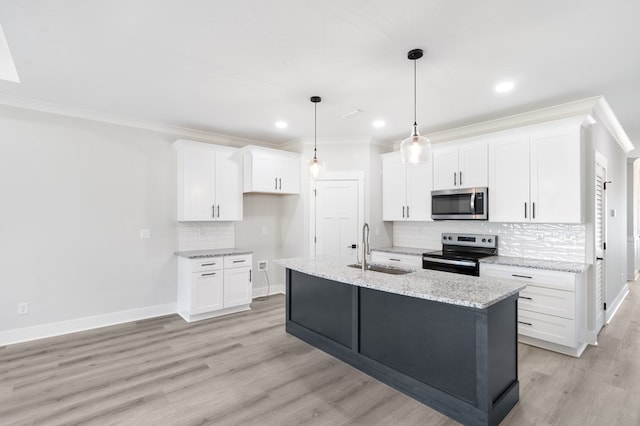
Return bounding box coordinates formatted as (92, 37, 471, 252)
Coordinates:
(309, 171, 365, 257)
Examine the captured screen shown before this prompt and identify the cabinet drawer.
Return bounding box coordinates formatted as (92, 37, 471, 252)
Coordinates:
(371, 252, 421, 268)
(190, 257, 224, 272)
(224, 254, 252, 269)
(519, 285, 575, 319)
(518, 310, 576, 347)
(480, 264, 575, 292)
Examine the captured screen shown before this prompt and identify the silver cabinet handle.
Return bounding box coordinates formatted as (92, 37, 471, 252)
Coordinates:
(278, 178, 282, 190)
(518, 321, 533, 326)
(402, 206, 405, 218)
(389, 258, 401, 262)
(524, 202, 527, 219)
(454, 172, 457, 186)
(217, 205, 220, 218)
(512, 274, 533, 279)
(532, 202, 536, 219)
(406, 205, 410, 218)
(519, 296, 533, 300)
(212, 205, 215, 218)
(201, 262, 217, 266)
(232, 259, 245, 263)
(459, 171, 462, 186)
(201, 272, 217, 276)
(275, 177, 278, 190)
(249, 269, 252, 282)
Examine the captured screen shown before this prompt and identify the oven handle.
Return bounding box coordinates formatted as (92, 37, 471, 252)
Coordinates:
(470, 192, 475, 212)
(423, 257, 476, 267)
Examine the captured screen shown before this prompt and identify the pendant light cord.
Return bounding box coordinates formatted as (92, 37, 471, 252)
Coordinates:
(314, 102, 317, 159)
(413, 59, 417, 126)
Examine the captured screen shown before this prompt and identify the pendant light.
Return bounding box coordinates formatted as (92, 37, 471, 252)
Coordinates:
(400, 49, 431, 164)
(308, 96, 324, 178)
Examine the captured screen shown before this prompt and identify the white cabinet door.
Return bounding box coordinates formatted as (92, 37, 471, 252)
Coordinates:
(530, 126, 582, 223)
(278, 156, 301, 194)
(224, 267, 252, 308)
(191, 270, 224, 314)
(182, 150, 216, 220)
(215, 153, 243, 221)
(250, 155, 278, 193)
(432, 146, 459, 190)
(406, 162, 431, 221)
(459, 141, 488, 188)
(488, 134, 530, 222)
(382, 153, 407, 221)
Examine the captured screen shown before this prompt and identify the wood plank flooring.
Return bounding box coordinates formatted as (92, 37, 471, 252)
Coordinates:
(1, 282, 639, 425)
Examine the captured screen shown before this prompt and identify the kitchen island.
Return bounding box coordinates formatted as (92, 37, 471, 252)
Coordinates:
(276, 257, 526, 426)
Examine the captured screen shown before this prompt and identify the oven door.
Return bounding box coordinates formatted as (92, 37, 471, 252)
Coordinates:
(422, 256, 479, 276)
(431, 187, 488, 220)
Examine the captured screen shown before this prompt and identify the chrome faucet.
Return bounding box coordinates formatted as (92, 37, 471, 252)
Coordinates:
(361, 223, 370, 272)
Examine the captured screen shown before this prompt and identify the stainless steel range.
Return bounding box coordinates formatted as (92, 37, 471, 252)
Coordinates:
(422, 233, 498, 276)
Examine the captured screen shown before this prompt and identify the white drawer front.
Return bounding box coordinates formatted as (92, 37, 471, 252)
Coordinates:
(518, 310, 576, 347)
(371, 252, 421, 268)
(480, 264, 575, 292)
(191, 257, 223, 272)
(224, 254, 252, 269)
(519, 285, 575, 319)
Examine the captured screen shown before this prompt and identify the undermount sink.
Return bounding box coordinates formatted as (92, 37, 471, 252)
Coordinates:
(347, 263, 413, 275)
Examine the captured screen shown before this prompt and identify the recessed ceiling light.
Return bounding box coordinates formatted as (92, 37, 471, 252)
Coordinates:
(495, 81, 515, 93)
(372, 120, 385, 128)
(274, 121, 287, 129)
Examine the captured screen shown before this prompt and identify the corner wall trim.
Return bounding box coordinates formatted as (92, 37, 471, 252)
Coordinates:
(0, 303, 177, 347)
(605, 284, 630, 325)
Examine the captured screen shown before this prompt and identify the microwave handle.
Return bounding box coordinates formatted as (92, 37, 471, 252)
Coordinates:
(470, 192, 475, 212)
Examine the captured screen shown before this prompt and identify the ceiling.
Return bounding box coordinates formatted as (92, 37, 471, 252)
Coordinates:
(0, 0, 639, 152)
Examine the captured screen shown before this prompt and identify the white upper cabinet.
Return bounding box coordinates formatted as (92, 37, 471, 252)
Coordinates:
(174, 140, 243, 221)
(242, 145, 301, 194)
(382, 151, 431, 221)
(432, 139, 488, 190)
(488, 119, 584, 223)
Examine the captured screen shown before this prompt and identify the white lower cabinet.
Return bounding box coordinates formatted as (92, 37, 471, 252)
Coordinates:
(480, 263, 587, 357)
(178, 254, 252, 322)
(370, 251, 422, 268)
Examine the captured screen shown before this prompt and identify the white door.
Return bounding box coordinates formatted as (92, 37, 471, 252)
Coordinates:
(184, 150, 216, 220)
(191, 271, 223, 314)
(432, 146, 459, 190)
(594, 152, 607, 331)
(459, 141, 488, 188)
(314, 180, 359, 260)
(406, 162, 431, 221)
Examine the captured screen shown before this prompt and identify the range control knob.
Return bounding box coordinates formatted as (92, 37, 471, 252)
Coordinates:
(488, 238, 493, 243)
(482, 238, 487, 242)
(448, 236, 453, 240)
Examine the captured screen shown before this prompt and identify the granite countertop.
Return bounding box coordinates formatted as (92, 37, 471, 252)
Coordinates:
(175, 248, 253, 259)
(479, 256, 590, 273)
(372, 246, 435, 256)
(275, 256, 525, 310)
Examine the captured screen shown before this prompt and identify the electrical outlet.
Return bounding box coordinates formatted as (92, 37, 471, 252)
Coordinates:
(139, 228, 151, 239)
(18, 302, 29, 315)
(258, 260, 268, 271)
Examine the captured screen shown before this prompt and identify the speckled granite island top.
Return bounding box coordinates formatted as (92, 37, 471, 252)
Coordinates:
(479, 255, 590, 273)
(275, 256, 525, 309)
(175, 248, 253, 259)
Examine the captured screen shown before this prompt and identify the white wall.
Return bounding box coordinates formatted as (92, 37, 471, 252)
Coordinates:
(0, 105, 179, 343)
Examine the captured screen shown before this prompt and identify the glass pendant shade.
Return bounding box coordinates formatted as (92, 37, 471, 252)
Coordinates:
(308, 155, 325, 179)
(400, 123, 431, 164)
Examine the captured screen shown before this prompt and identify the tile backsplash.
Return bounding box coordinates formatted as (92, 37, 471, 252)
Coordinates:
(393, 221, 586, 263)
(177, 222, 235, 252)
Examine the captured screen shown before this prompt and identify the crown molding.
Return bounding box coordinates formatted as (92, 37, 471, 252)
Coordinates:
(0, 93, 278, 148)
(424, 96, 633, 153)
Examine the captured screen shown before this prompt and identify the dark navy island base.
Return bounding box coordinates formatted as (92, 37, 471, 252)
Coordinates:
(285, 269, 519, 426)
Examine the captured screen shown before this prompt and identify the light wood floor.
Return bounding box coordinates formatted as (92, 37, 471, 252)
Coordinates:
(2, 283, 639, 426)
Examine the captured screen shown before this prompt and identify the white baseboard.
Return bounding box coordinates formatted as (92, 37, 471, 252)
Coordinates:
(0, 303, 177, 347)
(252, 283, 285, 299)
(606, 284, 630, 324)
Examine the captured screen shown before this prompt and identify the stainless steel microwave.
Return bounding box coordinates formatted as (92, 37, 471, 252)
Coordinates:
(431, 187, 488, 220)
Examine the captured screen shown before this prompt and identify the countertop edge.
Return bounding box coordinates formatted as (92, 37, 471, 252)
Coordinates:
(175, 248, 254, 259)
